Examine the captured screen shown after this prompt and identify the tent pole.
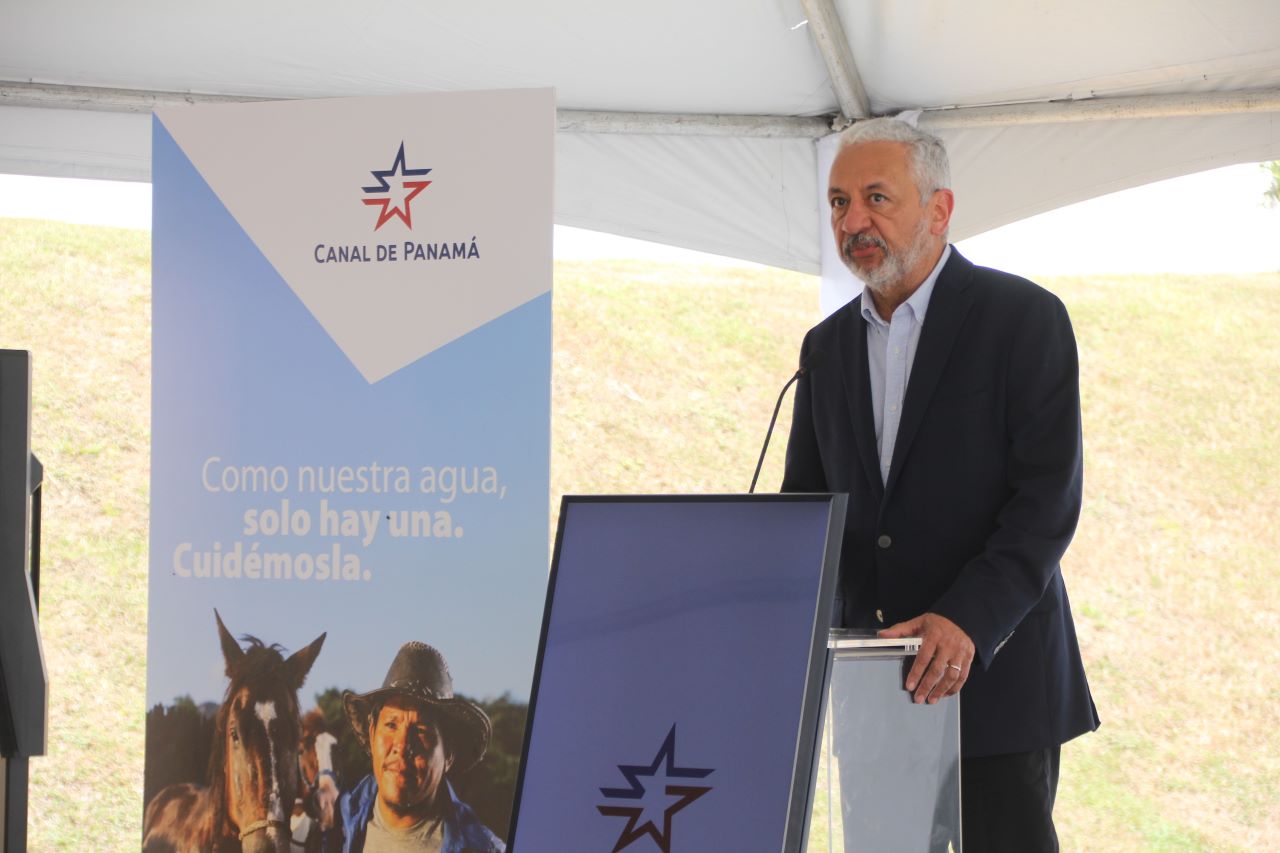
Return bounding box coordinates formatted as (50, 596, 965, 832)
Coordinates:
(0, 81, 257, 110)
(4, 81, 1280, 136)
(798, 0, 871, 123)
(556, 111, 829, 138)
(0, 81, 830, 138)
(918, 89, 1280, 128)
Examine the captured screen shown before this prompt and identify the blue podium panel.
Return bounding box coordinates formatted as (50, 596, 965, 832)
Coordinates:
(510, 495, 844, 853)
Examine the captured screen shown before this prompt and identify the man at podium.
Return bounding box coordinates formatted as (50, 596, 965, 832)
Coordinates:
(783, 117, 1099, 852)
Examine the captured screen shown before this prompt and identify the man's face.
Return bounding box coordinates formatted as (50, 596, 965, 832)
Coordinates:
(827, 140, 951, 294)
(369, 696, 452, 818)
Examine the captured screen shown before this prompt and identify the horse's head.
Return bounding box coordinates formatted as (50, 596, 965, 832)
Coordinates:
(297, 708, 340, 832)
(211, 610, 325, 853)
(298, 709, 327, 793)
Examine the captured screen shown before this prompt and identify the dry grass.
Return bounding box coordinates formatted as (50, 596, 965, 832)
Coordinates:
(1054, 273, 1280, 851)
(0, 218, 151, 848)
(551, 259, 814, 503)
(2, 216, 1278, 850)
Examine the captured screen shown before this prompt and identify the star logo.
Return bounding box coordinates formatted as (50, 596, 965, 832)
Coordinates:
(361, 142, 432, 230)
(596, 725, 714, 853)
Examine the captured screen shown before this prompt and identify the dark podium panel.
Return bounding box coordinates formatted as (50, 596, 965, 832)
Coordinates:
(0, 350, 47, 853)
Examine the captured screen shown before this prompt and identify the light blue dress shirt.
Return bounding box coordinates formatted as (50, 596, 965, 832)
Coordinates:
(860, 244, 952, 484)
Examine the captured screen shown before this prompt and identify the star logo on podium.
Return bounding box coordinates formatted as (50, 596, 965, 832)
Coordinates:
(361, 142, 432, 230)
(596, 725, 714, 853)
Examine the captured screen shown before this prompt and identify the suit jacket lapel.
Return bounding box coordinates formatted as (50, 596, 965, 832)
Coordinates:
(837, 295, 885, 500)
(884, 250, 976, 500)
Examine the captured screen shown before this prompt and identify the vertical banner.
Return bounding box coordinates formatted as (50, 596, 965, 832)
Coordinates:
(143, 90, 552, 851)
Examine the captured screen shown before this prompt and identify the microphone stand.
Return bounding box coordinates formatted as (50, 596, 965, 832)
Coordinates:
(749, 366, 805, 494)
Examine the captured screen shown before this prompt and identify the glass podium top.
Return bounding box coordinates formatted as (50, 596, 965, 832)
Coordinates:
(827, 629, 922, 654)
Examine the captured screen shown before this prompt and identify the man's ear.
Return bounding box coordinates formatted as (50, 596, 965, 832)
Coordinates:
(440, 727, 455, 772)
(929, 188, 955, 236)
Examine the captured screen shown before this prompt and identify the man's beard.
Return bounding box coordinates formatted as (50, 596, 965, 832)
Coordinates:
(841, 217, 932, 296)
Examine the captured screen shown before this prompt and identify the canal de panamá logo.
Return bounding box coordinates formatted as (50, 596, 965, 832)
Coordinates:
(596, 725, 714, 853)
(361, 142, 432, 230)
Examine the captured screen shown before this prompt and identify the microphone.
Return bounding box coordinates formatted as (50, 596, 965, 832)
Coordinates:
(748, 358, 811, 494)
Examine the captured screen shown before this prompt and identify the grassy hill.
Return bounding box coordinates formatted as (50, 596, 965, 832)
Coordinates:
(2, 216, 1277, 851)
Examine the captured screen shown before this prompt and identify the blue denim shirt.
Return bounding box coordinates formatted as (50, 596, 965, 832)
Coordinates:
(337, 775, 505, 853)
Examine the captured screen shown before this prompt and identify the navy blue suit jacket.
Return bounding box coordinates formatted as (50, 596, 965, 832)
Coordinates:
(783, 248, 1099, 758)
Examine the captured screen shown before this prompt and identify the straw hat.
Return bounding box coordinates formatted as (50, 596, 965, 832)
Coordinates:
(342, 642, 491, 772)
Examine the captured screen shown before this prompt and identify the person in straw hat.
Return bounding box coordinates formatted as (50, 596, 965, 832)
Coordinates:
(336, 641, 505, 852)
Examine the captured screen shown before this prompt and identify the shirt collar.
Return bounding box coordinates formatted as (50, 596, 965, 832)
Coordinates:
(860, 243, 952, 327)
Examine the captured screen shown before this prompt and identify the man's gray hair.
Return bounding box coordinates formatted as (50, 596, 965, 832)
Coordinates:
(838, 117, 951, 204)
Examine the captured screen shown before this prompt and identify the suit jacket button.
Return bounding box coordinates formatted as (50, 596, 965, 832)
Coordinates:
(876, 609, 885, 623)
(877, 534, 892, 549)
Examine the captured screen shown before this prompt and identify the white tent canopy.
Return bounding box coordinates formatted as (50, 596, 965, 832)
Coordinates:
(3, 0, 1279, 273)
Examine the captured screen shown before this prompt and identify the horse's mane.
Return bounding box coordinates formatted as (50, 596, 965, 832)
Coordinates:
(207, 634, 299, 845)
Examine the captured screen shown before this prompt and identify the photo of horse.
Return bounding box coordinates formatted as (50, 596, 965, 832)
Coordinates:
(142, 610, 325, 853)
(141, 609, 528, 851)
(290, 709, 339, 851)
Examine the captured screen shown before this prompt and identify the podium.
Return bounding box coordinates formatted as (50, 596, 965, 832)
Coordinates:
(804, 632, 961, 852)
(0, 351, 48, 853)
(507, 495, 961, 852)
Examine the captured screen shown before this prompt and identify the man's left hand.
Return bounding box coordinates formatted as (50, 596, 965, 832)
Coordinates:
(879, 613, 975, 704)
